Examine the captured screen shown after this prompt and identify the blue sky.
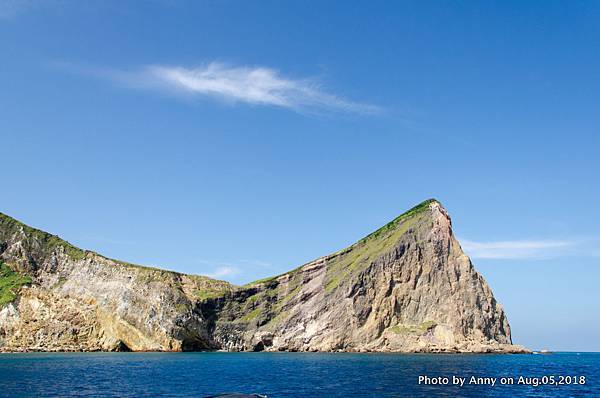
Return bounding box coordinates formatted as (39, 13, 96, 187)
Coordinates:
(1, 1, 599, 351)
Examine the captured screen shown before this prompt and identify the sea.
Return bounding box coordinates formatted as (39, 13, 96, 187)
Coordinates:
(0, 352, 597, 397)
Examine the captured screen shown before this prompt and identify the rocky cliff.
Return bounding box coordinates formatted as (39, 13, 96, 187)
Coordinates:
(0, 200, 527, 353)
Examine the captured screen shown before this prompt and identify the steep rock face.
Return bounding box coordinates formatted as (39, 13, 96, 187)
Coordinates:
(0, 200, 527, 353)
(211, 200, 518, 353)
(0, 214, 231, 351)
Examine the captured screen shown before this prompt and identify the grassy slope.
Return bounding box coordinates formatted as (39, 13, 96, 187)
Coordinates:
(323, 198, 436, 292)
(246, 199, 437, 287)
(0, 212, 86, 261)
(0, 212, 233, 302)
(228, 199, 438, 329)
(0, 212, 189, 273)
(0, 261, 31, 307)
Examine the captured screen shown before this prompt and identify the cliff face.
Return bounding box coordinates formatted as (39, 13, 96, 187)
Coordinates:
(0, 200, 526, 353)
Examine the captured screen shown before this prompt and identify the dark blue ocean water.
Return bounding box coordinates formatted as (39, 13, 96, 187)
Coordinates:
(0, 352, 597, 397)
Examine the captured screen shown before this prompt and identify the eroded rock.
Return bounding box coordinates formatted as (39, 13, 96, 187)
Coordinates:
(0, 200, 528, 353)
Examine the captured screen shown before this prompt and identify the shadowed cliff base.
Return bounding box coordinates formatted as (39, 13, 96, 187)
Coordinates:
(0, 200, 529, 353)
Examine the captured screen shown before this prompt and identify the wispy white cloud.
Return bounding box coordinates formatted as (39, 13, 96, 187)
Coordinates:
(460, 239, 577, 260)
(204, 265, 241, 279)
(102, 62, 381, 114)
(195, 258, 277, 284)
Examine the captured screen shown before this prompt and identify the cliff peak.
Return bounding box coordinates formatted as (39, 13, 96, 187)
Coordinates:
(358, 199, 434, 241)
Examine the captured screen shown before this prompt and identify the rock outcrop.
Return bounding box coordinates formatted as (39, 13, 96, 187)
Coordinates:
(0, 200, 527, 353)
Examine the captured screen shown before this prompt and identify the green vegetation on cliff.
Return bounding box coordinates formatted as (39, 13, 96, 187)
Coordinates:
(358, 199, 437, 243)
(189, 275, 232, 301)
(0, 212, 86, 260)
(0, 262, 32, 307)
(246, 199, 437, 287)
(324, 199, 435, 292)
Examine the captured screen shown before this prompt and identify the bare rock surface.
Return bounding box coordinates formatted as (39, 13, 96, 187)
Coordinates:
(0, 200, 528, 353)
